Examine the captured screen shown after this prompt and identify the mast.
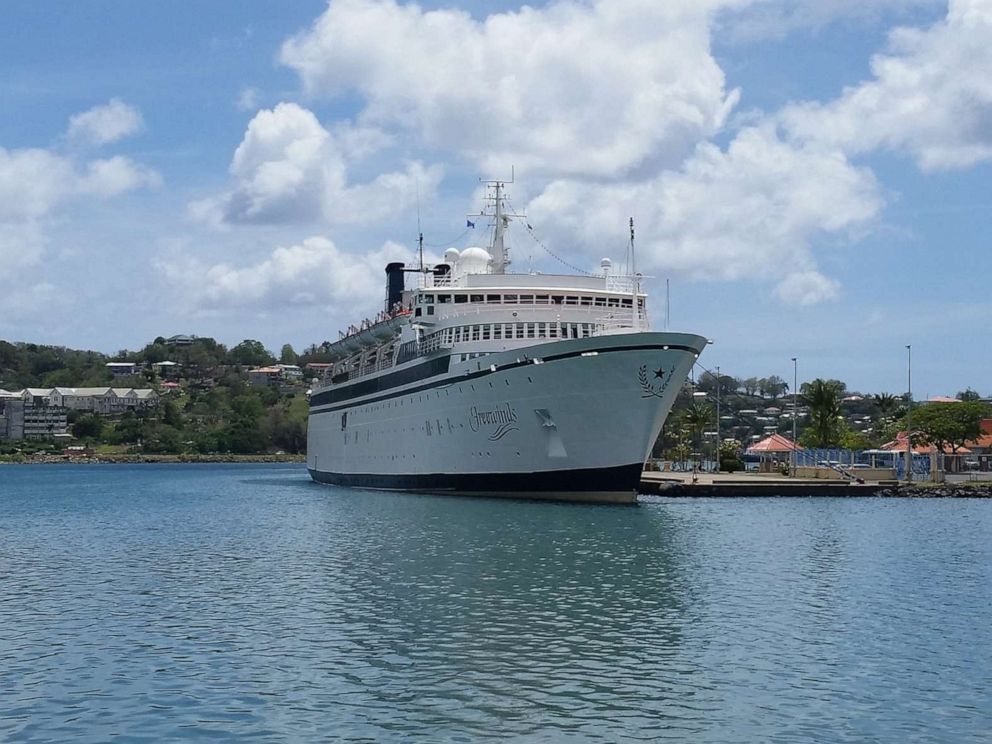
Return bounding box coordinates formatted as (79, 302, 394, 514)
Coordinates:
(630, 217, 639, 332)
(491, 181, 509, 274)
(470, 174, 523, 276)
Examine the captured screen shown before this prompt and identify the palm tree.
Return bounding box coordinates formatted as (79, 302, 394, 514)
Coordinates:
(682, 401, 714, 464)
(872, 392, 899, 417)
(802, 379, 844, 447)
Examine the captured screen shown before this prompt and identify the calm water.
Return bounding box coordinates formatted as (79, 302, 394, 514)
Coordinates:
(1, 465, 990, 742)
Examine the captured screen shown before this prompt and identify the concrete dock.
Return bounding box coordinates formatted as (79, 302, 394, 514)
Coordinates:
(640, 471, 897, 497)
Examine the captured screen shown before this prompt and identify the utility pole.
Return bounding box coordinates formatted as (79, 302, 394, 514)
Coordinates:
(906, 345, 913, 484)
(716, 365, 721, 473)
(791, 357, 798, 478)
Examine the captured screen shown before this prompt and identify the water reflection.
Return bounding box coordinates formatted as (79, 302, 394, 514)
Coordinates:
(0, 466, 990, 742)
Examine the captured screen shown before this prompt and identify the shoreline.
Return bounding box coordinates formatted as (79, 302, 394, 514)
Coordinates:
(0, 454, 306, 465)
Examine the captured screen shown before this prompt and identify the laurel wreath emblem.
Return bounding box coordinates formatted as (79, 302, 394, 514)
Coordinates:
(638, 364, 666, 399)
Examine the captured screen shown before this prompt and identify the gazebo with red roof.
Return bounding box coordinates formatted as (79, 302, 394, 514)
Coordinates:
(746, 433, 802, 454)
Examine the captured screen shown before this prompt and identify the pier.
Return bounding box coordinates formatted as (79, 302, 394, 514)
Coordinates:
(640, 471, 896, 497)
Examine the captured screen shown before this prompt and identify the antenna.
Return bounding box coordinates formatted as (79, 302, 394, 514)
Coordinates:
(468, 172, 524, 275)
(416, 182, 424, 276)
(629, 217, 639, 332)
(666, 278, 670, 331)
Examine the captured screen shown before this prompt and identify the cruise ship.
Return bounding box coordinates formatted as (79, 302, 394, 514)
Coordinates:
(307, 181, 707, 503)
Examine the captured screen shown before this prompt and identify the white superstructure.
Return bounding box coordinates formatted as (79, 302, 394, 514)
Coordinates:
(307, 181, 706, 503)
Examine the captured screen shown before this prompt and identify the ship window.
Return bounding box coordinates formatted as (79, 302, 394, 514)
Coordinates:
(487, 294, 501, 303)
(608, 297, 620, 307)
(638, 299, 645, 308)
(482, 326, 491, 340)
(594, 297, 607, 307)
(455, 294, 468, 303)
(504, 294, 518, 303)
(494, 325, 503, 339)
(341, 412, 348, 430)
(621, 298, 633, 308)
(538, 323, 547, 338)
(526, 323, 536, 338)
(427, 306, 435, 315)
(536, 295, 549, 304)
(470, 294, 484, 303)
(439, 294, 452, 303)
(472, 326, 480, 341)
(552, 295, 563, 304)
(549, 325, 558, 338)
(520, 295, 534, 303)
(565, 296, 578, 305)
(425, 294, 434, 304)
(580, 296, 593, 306)
(415, 307, 422, 317)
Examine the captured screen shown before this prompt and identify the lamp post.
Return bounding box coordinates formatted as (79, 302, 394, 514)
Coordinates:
(906, 344, 913, 484)
(692, 363, 721, 473)
(791, 357, 798, 478)
(715, 365, 721, 474)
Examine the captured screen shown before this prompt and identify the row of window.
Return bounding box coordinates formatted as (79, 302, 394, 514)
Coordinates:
(417, 292, 642, 309)
(429, 322, 596, 346)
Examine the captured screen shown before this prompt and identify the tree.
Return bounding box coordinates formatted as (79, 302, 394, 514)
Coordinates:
(911, 401, 989, 454)
(760, 375, 789, 399)
(838, 424, 871, 450)
(873, 392, 900, 416)
(228, 339, 275, 367)
(71, 414, 103, 440)
(741, 377, 760, 397)
(280, 344, 298, 365)
(802, 378, 844, 447)
(719, 439, 743, 472)
(682, 401, 713, 457)
(224, 394, 268, 453)
(957, 388, 981, 402)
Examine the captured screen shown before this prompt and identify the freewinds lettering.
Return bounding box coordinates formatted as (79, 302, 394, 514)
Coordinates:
(469, 404, 518, 433)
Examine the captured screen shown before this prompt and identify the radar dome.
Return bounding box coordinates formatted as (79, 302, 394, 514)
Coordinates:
(458, 247, 492, 276)
(444, 248, 460, 265)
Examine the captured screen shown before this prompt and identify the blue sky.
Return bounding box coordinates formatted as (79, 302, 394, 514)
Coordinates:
(1, 0, 989, 397)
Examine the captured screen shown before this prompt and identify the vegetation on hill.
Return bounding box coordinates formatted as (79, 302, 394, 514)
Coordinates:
(656, 370, 990, 469)
(0, 337, 313, 456)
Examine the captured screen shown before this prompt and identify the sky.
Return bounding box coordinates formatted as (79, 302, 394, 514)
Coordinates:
(1, 0, 990, 397)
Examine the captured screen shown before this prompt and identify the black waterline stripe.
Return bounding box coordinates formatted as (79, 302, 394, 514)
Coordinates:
(307, 462, 644, 495)
(309, 343, 697, 415)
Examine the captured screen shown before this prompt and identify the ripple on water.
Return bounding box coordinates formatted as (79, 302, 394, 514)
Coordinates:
(0, 465, 990, 742)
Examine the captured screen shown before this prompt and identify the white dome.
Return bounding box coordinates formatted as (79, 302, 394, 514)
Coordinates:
(458, 247, 492, 276)
(444, 248, 460, 265)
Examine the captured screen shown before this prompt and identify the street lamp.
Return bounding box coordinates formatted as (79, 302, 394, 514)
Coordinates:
(692, 363, 721, 473)
(906, 344, 913, 484)
(791, 357, 798, 478)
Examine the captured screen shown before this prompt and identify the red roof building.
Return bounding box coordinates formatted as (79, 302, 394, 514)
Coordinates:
(746, 434, 802, 453)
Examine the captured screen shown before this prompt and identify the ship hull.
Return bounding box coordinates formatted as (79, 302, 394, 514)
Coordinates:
(307, 332, 707, 504)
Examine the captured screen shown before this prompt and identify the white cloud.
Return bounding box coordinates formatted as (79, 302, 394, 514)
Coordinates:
(237, 86, 261, 111)
(0, 222, 46, 269)
(190, 102, 441, 226)
(0, 146, 160, 219)
(527, 125, 881, 301)
(0, 282, 70, 325)
(279, 0, 743, 177)
(774, 270, 841, 305)
(80, 156, 162, 197)
(0, 105, 159, 271)
(158, 236, 417, 314)
(67, 98, 144, 146)
(719, 0, 942, 41)
(0, 147, 76, 221)
(781, 0, 992, 170)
